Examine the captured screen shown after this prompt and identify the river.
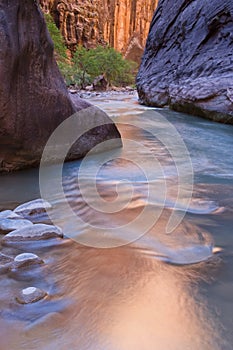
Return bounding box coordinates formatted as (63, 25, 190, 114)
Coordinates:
(0, 92, 233, 349)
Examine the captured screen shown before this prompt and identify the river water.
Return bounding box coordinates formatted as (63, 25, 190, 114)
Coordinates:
(0, 92, 233, 349)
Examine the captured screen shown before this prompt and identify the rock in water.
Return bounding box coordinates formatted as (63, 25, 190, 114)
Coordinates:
(13, 253, 44, 269)
(0, 210, 22, 220)
(137, 0, 233, 123)
(0, 218, 33, 234)
(0, 0, 121, 173)
(16, 287, 47, 304)
(14, 199, 51, 219)
(2, 224, 63, 242)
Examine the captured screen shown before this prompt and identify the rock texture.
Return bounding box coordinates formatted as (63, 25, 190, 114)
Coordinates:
(0, 0, 121, 172)
(3, 224, 63, 242)
(16, 287, 47, 304)
(39, 0, 158, 62)
(137, 0, 233, 123)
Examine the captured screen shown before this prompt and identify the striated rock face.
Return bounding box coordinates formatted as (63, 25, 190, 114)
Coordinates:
(137, 0, 233, 123)
(39, 0, 158, 62)
(0, 0, 121, 172)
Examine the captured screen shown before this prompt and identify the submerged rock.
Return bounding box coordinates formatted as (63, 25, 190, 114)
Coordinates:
(3, 224, 63, 242)
(13, 253, 44, 269)
(137, 0, 233, 123)
(14, 199, 52, 219)
(16, 287, 47, 304)
(0, 218, 33, 234)
(0, 0, 121, 173)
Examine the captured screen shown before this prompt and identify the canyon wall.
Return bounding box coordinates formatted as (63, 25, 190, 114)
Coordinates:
(39, 0, 158, 62)
(137, 0, 233, 123)
(0, 0, 121, 172)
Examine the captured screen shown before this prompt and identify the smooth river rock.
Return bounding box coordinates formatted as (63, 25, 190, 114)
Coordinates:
(0, 210, 22, 220)
(0, 0, 121, 172)
(14, 199, 52, 219)
(137, 0, 233, 123)
(0, 218, 33, 234)
(2, 224, 63, 243)
(16, 287, 47, 304)
(13, 253, 44, 269)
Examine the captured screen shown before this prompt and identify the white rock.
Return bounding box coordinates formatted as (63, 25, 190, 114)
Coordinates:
(3, 224, 63, 242)
(16, 287, 47, 304)
(0, 210, 22, 220)
(14, 199, 52, 218)
(0, 218, 33, 234)
(13, 253, 44, 269)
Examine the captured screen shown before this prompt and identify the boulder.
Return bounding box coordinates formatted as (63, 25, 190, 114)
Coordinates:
(137, 0, 233, 123)
(13, 253, 44, 269)
(0, 0, 121, 172)
(16, 287, 47, 304)
(2, 224, 63, 242)
(0, 218, 33, 234)
(93, 75, 108, 91)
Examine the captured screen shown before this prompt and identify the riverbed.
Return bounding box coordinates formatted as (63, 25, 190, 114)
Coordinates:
(0, 92, 233, 349)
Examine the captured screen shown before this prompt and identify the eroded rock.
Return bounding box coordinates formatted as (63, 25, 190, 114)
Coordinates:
(3, 224, 63, 242)
(16, 287, 47, 304)
(137, 0, 233, 123)
(39, 0, 158, 63)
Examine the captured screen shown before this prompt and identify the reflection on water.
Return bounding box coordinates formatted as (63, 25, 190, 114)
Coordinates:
(0, 92, 233, 349)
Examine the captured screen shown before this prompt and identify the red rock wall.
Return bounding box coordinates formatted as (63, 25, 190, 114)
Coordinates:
(39, 0, 158, 62)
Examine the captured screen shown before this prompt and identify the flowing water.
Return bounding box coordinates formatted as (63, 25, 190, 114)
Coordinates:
(0, 92, 233, 349)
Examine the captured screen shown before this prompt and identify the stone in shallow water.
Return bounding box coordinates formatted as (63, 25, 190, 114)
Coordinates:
(14, 199, 52, 218)
(0, 210, 22, 220)
(0, 218, 33, 234)
(13, 253, 44, 269)
(3, 224, 63, 242)
(16, 287, 47, 304)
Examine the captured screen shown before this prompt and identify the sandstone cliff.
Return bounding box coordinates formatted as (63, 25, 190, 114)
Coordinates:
(0, 0, 121, 172)
(39, 0, 158, 62)
(137, 0, 233, 123)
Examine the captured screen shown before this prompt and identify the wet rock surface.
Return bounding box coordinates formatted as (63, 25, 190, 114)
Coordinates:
(14, 199, 52, 220)
(0, 210, 22, 220)
(0, 218, 33, 234)
(13, 253, 44, 269)
(16, 287, 47, 304)
(137, 0, 233, 123)
(3, 224, 63, 242)
(0, 0, 121, 173)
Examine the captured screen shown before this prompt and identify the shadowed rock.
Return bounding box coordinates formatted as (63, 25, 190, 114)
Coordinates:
(137, 0, 233, 123)
(0, 0, 121, 172)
